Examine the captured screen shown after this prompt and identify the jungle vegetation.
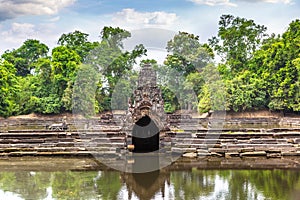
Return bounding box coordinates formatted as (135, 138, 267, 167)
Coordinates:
(0, 14, 299, 117)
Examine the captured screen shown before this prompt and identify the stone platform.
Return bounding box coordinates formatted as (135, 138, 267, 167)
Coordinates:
(0, 125, 300, 160)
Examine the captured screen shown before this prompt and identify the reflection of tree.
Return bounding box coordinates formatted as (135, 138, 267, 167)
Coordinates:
(0, 169, 299, 199)
(220, 170, 260, 200)
(0, 172, 50, 200)
(217, 170, 300, 200)
(95, 171, 122, 200)
(248, 170, 300, 200)
(171, 169, 216, 199)
(52, 171, 98, 200)
(121, 170, 170, 200)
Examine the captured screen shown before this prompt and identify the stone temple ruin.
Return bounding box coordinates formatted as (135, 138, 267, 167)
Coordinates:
(127, 63, 165, 124)
(124, 64, 168, 153)
(2, 63, 300, 168)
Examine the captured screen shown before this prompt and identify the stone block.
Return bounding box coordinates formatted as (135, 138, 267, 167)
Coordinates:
(189, 144, 208, 149)
(241, 147, 255, 153)
(171, 147, 184, 153)
(197, 149, 209, 153)
(267, 153, 282, 158)
(266, 149, 281, 153)
(240, 151, 267, 157)
(281, 152, 300, 156)
(221, 139, 238, 143)
(208, 148, 227, 153)
(225, 152, 240, 158)
(250, 139, 278, 144)
(182, 152, 197, 158)
(197, 152, 211, 157)
(174, 143, 191, 148)
(182, 148, 197, 153)
(211, 152, 223, 157)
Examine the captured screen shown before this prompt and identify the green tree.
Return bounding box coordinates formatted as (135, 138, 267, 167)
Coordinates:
(209, 14, 268, 74)
(86, 26, 146, 111)
(51, 46, 81, 112)
(198, 64, 226, 113)
(15, 58, 56, 114)
(165, 31, 213, 76)
(266, 20, 300, 111)
(249, 19, 300, 111)
(58, 30, 99, 62)
(226, 70, 267, 111)
(111, 71, 138, 110)
(72, 64, 101, 116)
(2, 39, 49, 76)
(0, 60, 19, 117)
(163, 31, 213, 111)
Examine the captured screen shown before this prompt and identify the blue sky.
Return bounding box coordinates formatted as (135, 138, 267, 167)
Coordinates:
(0, 0, 299, 56)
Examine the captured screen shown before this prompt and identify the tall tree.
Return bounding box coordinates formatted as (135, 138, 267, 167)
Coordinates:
(164, 31, 213, 111)
(209, 14, 268, 74)
(72, 64, 101, 116)
(165, 31, 213, 76)
(0, 60, 19, 117)
(86, 26, 146, 111)
(51, 46, 81, 112)
(260, 20, 300, 111)
(58, 30, 99, 62)
(2, 39, 49, 76)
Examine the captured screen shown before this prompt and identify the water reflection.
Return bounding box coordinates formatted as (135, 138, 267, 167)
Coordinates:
(0, 168, 300, 200)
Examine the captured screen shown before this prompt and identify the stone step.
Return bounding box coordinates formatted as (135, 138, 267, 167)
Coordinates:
(109, 137, 126, 143)
(0, 146, 82, 152)
(82, 142, 125, 148)
(240, 151, 267, 157)
(172, 138, 221, 144)
(250, 139, 278, 144)
(173, 132, 193, 138)
(56, 142, 75, 147)
(35, 151, 91, 156)
(0, 132, 79, 138)
(44, 138, 75, 143)
(173, 143, 221, 149)
(0, 139, 45, 143)
(34, 147, 86, 152)
(89, 138, 110, 143)
(224, 143, 295, 149)
(196, 133, 300, 139)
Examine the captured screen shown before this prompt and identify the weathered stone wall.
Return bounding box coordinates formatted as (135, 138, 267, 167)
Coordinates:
(0, 110, 299, 158)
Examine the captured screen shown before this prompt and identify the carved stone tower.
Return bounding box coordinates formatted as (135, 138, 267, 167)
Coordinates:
(125, 63, 167, 152)
(127, 63, 165, 124)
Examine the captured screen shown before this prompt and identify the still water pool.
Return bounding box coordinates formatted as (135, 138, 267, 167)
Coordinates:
(0, 157, 299, 200)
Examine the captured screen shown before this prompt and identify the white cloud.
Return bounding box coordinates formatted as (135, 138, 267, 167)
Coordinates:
(189, 0, 237, 6)
(47, 16, 60, 22)
(112, 8, 178, 29)
(1, 22, 37, 40)
(0, 23, 39, 51)
(0, 0, 76, 21)
(237, 0, 293, 3)
(189, 0, 293, 6)
(123, 28, 176, 65)
(0, 22, 52, 52)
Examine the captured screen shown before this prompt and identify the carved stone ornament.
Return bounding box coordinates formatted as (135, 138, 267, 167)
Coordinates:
(125, 64, 167, 132)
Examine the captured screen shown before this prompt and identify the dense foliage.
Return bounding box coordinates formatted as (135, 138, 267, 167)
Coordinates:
(0, 15, 299, 117)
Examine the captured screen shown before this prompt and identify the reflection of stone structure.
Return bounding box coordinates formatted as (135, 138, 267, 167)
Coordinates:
(121, 170, 170, 200)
